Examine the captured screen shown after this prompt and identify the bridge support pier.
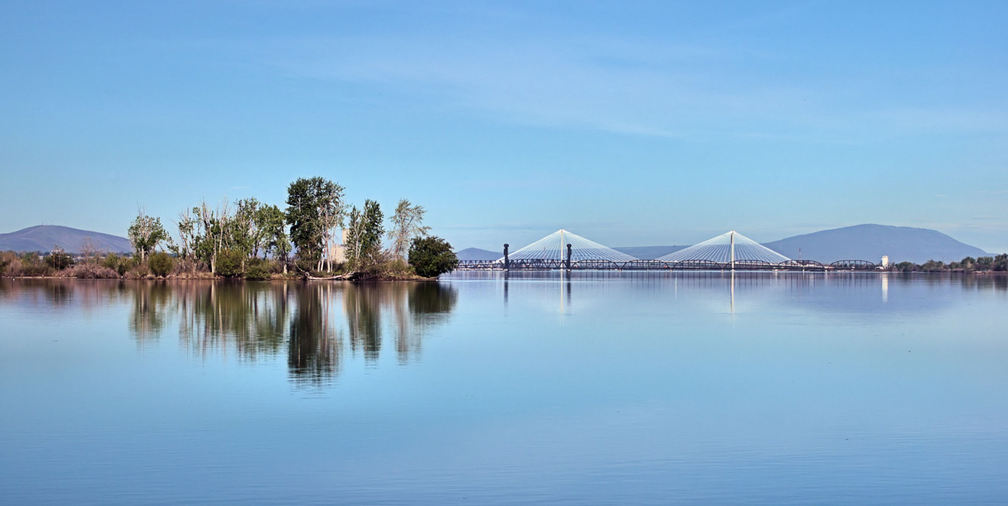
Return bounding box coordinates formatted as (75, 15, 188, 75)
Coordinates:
(503, 243, 509, 271)
(565, 243, 572, 271)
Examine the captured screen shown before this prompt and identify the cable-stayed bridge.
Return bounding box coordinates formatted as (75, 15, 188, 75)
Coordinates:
(454, 229, 880, 272)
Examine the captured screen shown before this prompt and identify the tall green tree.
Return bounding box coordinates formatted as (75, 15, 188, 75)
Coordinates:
(286, 177, 345, 271)
(230, 198, 263, 264)
(387, 199, 430, 259)
(408, 236, 458, 277)
(128, 211, 168, 263)
(346, 199, 384, 269)
(192, 200, 230, 275)
(257, 204, 291, 273)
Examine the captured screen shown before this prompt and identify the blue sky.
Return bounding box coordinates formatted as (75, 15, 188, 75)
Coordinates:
(1, 1, 1006, 252)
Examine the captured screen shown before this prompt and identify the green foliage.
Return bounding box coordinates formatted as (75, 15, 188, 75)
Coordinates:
(217, 249, 245, 278)
(345, 199, 384, 269)
(408, 236, 458, 278)
(245, 258, 274, 280)
(18, 253, 51, 276)
(995, 254, 1008, 272)
(148, 252, 175, 277)
(45, 248, 74, 270)
(128, 211, 168, 261)
(229, 197, 262, 260)
(0, 251, 12, 273)
(101, 254, 131, 276)
(257, 204, 290, 265)
(286, 177, 345, 269)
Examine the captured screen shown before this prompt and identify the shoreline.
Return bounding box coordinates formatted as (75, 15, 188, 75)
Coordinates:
(0, 272, 438, 282)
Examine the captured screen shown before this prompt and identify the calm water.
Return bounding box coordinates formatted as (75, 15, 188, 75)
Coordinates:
(2, 272, 1007, 504)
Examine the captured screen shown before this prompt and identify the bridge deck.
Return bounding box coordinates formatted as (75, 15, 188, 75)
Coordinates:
(454, 259, 880, 271)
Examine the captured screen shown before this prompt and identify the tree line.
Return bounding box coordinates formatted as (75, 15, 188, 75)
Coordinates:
(888, 254, 1008, 273)
(0, 177, 458, 280)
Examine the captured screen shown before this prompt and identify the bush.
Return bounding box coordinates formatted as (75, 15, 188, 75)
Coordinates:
(408, 236, 459, 278)
(46, 248, 74, 270)
(62, 263, 120, 279)
(217, 249, 244, 278)
(124, 261, 150, 279)
(148, 252, 175, 277)
(18, 253, 52, 276)
(245, 258, 274, 280)
(104, 254, 140, 277)
(0, 251, 13, 274)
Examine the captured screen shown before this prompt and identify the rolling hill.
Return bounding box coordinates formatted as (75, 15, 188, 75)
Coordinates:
(455, 224, 989, 264)
(455, 247, 501, 261)
(763, 224, 988, 264)
(0, 225, 133, 254)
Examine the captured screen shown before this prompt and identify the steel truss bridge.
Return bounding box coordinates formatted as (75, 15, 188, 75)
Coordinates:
(454, 258, 880, 272)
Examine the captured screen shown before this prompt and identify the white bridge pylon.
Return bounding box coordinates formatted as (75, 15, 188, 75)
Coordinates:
(498, 229, 637, 262)
(657, 230, 791, 265)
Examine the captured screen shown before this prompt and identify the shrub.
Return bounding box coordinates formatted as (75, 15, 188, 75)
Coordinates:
(62, 263, 120, 279)
(408, 236, 459, 278)
(217, 249, 244, 278)
(148, 252, 175, 277)
(124, 262, 150, 279)
(0, 251, 13, 274)
(18, 253, 52, 276)
(1, 251, 21, 276)
(245, 258, 274, 280)
(46, 248, 74, 270)
(102, 254, 129, 276)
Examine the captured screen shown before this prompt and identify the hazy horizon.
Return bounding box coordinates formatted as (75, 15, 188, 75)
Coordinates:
(2, 2, 1006, 251)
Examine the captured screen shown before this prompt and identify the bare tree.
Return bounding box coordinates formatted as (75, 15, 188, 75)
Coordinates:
(387, 199, 430, 259)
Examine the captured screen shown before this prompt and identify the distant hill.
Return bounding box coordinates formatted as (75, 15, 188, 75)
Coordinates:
(614, 245, 688, 260)
(0, 225, 133, 254)
(763, 224, 988, 264)
(455, 247, 500, 261)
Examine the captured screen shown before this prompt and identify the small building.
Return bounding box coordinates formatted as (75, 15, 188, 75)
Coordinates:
(881, 255, 889, 268)
(326, 229, 348, 264)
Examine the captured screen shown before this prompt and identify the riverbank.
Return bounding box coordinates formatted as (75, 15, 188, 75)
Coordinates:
(0, 270, 437, 282)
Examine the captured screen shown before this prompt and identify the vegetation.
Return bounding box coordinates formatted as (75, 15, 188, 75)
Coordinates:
(346, 199, 384, 270)
(45, 247, 74, 270)
(286, 177, 345, 272)
(148, 252, 175, 277)
(408, 236, 459, 277)
(888, 254, 1008, 273)
(388, 199, 430, 259)
(128, 211, 168, 263)
(1, 177, 456, 281)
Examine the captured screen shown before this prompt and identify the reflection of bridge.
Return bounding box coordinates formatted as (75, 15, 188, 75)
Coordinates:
(455, 229, 881, 271)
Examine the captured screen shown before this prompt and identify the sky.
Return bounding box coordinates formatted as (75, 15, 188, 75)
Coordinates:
(1, 0, 1006, 252)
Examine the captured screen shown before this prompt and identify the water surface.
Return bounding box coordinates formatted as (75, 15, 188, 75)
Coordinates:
(1, 273, 1007, 504)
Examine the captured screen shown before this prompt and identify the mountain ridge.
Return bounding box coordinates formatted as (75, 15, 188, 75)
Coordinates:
(0, 225, 133, 254)
(455, 224, 990, 264)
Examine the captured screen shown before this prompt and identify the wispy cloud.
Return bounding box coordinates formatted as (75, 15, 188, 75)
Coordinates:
(230, 20, 1006, 144)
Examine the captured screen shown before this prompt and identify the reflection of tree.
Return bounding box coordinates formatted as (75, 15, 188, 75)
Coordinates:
(345, 284, 382, 362)
(45, 281, 72, 306)
(129, 282, 172, 342)
(1, 279, 460, 387)
(341, 282, 458, 365)
(177, 282, 289, 360)
(395, 283, 458, 362)
(288, 283, 342, 385)
(408, 283, 458, 318)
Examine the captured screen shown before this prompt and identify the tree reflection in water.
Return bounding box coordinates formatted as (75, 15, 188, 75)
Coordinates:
(118, 280, 457, 386)
(288, 283, 342, 386)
